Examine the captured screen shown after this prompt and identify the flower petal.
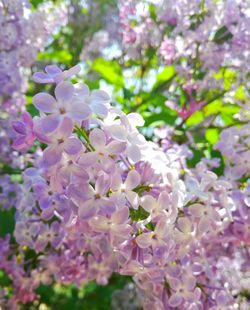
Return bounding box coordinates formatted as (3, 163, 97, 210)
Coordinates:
(69, 102, 91, 121)
(127, 143, 141, 163)
(141, 195, 156, 212)
(89, 128, 106, 150)
(136, 232, 152, 248)
(32, 72, 53, 83)
(90, 90, 110, 117)
(58, 117, 73, 139)
(45, 65, 62, 75)
(108, 125, 127, 142)
(106, 141, 126, 155)
(112, 207, 129, 224)
(41, 115, 60, 133)
(43, 146, 62, 166)
(12, 136, 27, 150)
(125, 170, 141, 190)
(169, 293, 183, 307)
(63, 137, 82, 155)
(78, 152, 98, 166)
(33, 93, 57, 113)
(12, 121, 26, 135)
(55, 81, 74, 102)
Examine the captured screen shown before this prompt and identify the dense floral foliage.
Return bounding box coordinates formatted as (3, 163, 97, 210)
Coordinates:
(0, 0, 250, 309)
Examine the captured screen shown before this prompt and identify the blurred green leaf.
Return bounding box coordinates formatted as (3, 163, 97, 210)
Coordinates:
(205, 128, 219, 144)
(186, 111, 203, 126)
(213, 26, 233, 44)
(92, 59, 124, 88)
(38, 50, 73, 65)
(153, 66, 175, 91)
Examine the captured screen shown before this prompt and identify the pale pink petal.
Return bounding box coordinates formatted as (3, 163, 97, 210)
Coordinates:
(125, 170, 141, 190)
(136, 232, 153, 248)
(78, 200, 97, 220)
(64, 64, 81, 79)
(127, 143, 141, 163)
(183, 274, 196, 291)
(63, 137, 82, 154)
(189, 204, 203, 218)
(43, 146, 62, 166)
(108, 125, 127, 142)
(169, 293, 183, 307)
(158, 192, 170, 210)
(141, 195, 156, 212)
(89, 128, 106, 150)
(127, 113, 144, 127)
(112, 207, 129, 224)
(33, 93, 57, 113)
(58, 117, 73, 138)
(78, 152, 98, 166)
(74, 82, 90, 98)
(89, 216, 108, 231)
(178, 218, 192, 234)
(55, 81, 74, 102)
(91, 102, 108, 118)
(198, 217, 210, 234)
(69, 102, 91, 121)
(154, 219, 168, 237)
(106, 141, 126, 155)
(41, 115, 60, 133)
(169, 278, 181, 290)
(90, 90, 110, 117)
(126, 191, 139, 209)
(96, 174, 110, 195)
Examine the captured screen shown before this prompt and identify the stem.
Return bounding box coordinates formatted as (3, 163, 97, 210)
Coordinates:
(74, 126, 95, 151)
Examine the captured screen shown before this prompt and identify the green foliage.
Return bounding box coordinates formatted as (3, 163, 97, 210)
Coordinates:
(213, 26, 233, 44)
(35, 274, 134, 310)
(92, 59, 124, 88)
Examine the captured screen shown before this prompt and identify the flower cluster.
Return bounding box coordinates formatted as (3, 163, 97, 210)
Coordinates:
(7, 65, 249, 309)
(0, 0, 67, 100)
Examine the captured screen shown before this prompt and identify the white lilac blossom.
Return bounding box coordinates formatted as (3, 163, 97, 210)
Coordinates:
(7, 65, 250, 309)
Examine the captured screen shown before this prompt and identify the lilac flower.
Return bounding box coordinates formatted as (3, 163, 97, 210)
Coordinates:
(168, 274, 196, 307)
(140, 192, 178, 222)
(68, 174, 113, 220)
(12, 111, 36, 151)
(110, 170, 141, 209)
(136, 219, 169, 252)
(74, 82, 111, 118)
(33, 81, 91, 129)
(189, 203, 221, 234)
(89, 207, 131, 244)
(35, 222, 65, 251)
(78, 128, 126, 172)
(41, 117, 82, 166)
(32, 64, 81, 84)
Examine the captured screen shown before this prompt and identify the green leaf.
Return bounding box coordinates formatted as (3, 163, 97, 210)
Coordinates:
(213, 26, 233, 45)
(143, 110, 176, 127)
(203, 100, 223, 117)
(153, 66, 175, 91)
(186, 111, 203, 127)
(0, 209, 15, 238)
(92, 59, 124, 88)
(205, 128, 219, 144)
(37, 50, 73, 65)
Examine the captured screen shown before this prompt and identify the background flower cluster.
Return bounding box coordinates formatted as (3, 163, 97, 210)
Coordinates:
(0, 0, 250, 309)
